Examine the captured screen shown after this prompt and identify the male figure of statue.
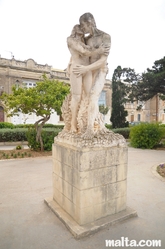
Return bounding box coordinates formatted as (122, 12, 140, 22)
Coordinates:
(73, 12, 111, 139)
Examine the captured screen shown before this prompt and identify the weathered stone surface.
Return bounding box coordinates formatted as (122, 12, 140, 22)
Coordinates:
(45, 197, 137, 239)
(52, 141, 128, 225)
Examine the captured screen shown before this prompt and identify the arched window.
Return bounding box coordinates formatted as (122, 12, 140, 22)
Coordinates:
(0, 106, 4, 122)
(15, 80, 20, 89)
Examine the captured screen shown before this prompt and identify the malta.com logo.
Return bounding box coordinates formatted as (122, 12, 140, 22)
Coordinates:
(105, 237, 161, 247)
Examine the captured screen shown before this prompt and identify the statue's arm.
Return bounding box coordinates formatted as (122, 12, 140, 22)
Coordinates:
(73, 34, 111, 76)
(72, 54, 107, 76)
(67, 37, 109, 57)
(67, 37, 93, 56)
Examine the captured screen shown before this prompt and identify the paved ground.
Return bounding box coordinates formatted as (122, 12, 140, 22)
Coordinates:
(0, 145, 29, 150)
(0, 147, 165, 249)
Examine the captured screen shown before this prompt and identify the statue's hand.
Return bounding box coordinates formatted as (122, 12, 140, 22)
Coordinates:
(72, 65, 88, 77)
(97, 43, 110, 56)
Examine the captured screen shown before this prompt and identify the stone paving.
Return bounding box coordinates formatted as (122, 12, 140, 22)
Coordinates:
(0, 147, 165, 249)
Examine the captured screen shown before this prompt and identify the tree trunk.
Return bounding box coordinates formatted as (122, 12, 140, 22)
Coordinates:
(34, 115, 50, 151)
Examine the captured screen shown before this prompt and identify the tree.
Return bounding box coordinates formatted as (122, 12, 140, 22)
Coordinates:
(110, 66, 129, 128)
(130, 56, 165, 101)
(0, 75, 70, 151)
(99, 104, 109, 115)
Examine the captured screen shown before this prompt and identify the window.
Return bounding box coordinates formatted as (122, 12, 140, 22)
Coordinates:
(98, 91, 106, 106)
(23, 80, 36, 88)
(15, 80, 20, 89)
(137, 114, 141, 121)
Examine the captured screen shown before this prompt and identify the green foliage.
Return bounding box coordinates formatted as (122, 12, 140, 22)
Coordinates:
(42, 130, 56, 151)
(112, 127, 130, 139)
(14, 124, 34, 128)
(0, 74, 70, 150)
(105, 124, 112, 129)
(26, 128, 62, 151)
(130, 123, 164, 149)
(43, 124, 64, 129)
(0, 150, 32, 160)
(13, 123, 64, 129)
(0, 128, 27, 142)
(26, 129, 40, 151)
(0, 122, 14, 129)
(110, 66, 129, 128)
(127, 56, 165, 101)
(0, 127, 63, 144)
(16, 145, 22, 150)
(99, 105, 109, 115)
(102, 124, 130, 139)
(1, 75, 70, 117)
(159, 124, 165, 128)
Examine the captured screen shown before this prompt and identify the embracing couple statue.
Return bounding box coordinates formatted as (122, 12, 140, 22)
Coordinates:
(61, 12, 111, 139)
(58, 13, 125, 146)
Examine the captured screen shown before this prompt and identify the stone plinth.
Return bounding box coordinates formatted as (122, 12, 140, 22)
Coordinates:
(51, 140, 129, 220)
(45, 139, 137, 238)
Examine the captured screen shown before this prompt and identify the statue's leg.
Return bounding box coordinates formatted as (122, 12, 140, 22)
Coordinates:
(70, 71, 82, 132)
(82, 70, 106, 139)
(88, 94, 99, 127)
(70, 94, 81, 132)
(83, 71, 93, 97)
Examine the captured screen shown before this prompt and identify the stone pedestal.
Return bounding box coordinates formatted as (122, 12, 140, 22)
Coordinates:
(45, 140, 137, 238)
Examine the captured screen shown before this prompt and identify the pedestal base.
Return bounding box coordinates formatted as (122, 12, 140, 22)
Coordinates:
(45, 136, 137, 238)
(45, 197, 137, 239)
(51, 141, 129, 225)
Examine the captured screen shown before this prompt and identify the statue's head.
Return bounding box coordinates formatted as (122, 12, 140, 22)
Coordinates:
(71, 24, 84, 38)
(79, 13, 96, 35)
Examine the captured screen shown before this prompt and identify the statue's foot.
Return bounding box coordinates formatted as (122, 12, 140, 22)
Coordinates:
(70, 125, 77, 133)
(98, 126, 113, 135)
(82, 129, 95, 140)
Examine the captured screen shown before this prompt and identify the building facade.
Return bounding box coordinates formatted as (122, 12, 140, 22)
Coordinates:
(0, 57, 112, 124)
(125, 95, 165, 124)
(1, 56, 164, 125)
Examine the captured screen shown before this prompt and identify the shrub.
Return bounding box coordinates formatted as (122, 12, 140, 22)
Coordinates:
(14, 123, 64, 129)
(42, 130, 56, 151)
(26, 128, 62, 151)
(14, 124, 34, 128)
(112, 127, 130, 139)
(130, 123, 164, 149)
(0, 127, 63, 144)
(0, 122, 15, 129)
(26, 129, 41, 151)
(16, 145, 22, 150)
(43, 124, 64, 129)
(105, 124, 112, 130)
(159, 124, 165, 138)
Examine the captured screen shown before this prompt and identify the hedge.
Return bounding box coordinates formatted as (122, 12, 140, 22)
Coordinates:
(0, 122, 64, 129)
(0, 128, 28, 142)
(0, 127, 63, 142)
(0, 122, 15, 129)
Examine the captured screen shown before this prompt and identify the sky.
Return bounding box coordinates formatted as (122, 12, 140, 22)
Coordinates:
(0, 0, 165, 79)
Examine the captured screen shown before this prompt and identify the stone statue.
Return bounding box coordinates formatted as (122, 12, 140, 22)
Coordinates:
(67, 23, 109, 134)
(56, 13, 126, 147)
